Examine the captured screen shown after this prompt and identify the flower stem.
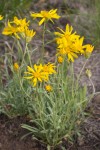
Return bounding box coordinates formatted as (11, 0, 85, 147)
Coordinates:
(21, 42, 32, 67)
(26, 43, 32, 67)
(41, 23, 46, 63)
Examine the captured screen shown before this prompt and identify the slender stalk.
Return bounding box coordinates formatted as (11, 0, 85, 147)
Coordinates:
(20, 42, 27, 66)
(70, 62, 74, 85)
(26, 43, 32, 67)
(20, 42, 32, 67)
(41, 23, 46, 63)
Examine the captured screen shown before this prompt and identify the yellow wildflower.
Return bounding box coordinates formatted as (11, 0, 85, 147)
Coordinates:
(55, 24, 94, 62)
(21, 27, 36, 43)
(0, 15, 3, 20)
(2, 16, 36, 41)
(56, 37, 78, 62)
(13, 63, 19, 71)
(67, 49, 78, 62)
(31, 9, 60, 26)
(55, 24, 79, 42)
(43, 63, 56, 75)
(24, 64, 48, 86)
(24, 63, 56, 86)
(73, 37, 85, 54)
(45, 85, 52, 92)
(57, 56, 63, 63)
(13, 17, 29, 27)
(55, 24, 81, 62)
(2, 21, 20, 39)
(84, 44, 94, 58)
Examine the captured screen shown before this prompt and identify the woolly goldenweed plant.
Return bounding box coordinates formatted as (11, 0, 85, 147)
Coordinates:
(0, 64, 31, 117)
(0, 16, 36, 117)
(1, 9, 94, 149)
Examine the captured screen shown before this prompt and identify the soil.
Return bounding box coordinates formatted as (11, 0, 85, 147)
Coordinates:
(0, 115, 45, 150)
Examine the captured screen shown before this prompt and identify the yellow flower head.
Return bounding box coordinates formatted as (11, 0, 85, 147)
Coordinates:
(56, 37, 78, 62)
(55, 24, 79, 42)
(24, 64, 48, 86)
(0, 15, 3, 20)
(55, 24, 94, 62)
(43, 63, 56, 75)
(84, 44, 94, 58)
(73, 37, 85, 54)
(2, 16, 36, 41)
(2, 21, 20, 39)
(31, 9, 60, 26)
(21, 27, 36, 43)
(24, 63, 56, 86)
(13, 63, 19, 71)
(57, 56, 63, 63)
(13, 17, 30, 27)
(45, 85, 52, 92)
(55, 24, 82, 62)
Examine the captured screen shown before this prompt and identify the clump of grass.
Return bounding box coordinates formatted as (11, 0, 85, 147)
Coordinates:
(93, 0, 100, 47)
(0, 0, 32, 19)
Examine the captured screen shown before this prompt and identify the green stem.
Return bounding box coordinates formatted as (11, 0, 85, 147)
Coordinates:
(71, 62, 75, 98)
(21, 42, 32, 67)
(17, 39, 24, 62)
(20, 42, 27, 66)
(26, 43, 32, 67)
(41, 23, 46, 63)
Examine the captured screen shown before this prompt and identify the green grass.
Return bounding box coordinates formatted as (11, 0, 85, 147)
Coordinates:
(93, 0, 100, 47)
(0, 0, 32, 19)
